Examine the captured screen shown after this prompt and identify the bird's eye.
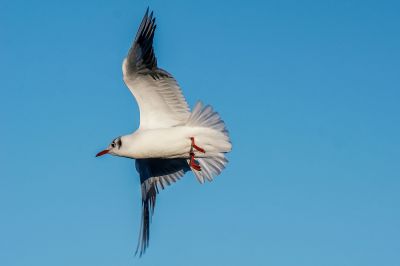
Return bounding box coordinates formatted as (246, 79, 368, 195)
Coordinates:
(111, 142, 116, 148)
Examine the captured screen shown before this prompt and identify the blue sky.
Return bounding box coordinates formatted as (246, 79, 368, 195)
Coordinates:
(1, 0, 400, 265)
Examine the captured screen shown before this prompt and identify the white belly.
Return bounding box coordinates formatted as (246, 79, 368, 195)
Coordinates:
(120, 126, 230, 159)
(121, 127, 192, 159)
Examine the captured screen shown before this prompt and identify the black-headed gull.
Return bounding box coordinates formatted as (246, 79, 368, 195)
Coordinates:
(96, 8, 232, 256)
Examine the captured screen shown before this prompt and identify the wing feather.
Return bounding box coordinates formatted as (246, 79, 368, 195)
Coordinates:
(122, 9, 190, 129)
(134, 158, 190, 256)
(125, 8, 157, 76)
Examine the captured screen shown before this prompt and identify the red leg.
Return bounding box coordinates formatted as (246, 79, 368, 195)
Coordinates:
(190, 137, 205, 153)
(190, 152, 201, 171)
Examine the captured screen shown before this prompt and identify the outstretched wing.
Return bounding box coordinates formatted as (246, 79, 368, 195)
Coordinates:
(134, 158, 190, 256)
(123, 8, 190, 129)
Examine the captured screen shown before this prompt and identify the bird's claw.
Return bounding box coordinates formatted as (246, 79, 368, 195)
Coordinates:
(190, 137, 205, 153)
(190, 152, 201, 171)
(189, 137, 205, 171)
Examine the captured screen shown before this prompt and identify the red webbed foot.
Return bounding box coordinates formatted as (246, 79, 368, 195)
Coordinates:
(190, 137, 205, 153)
(190, 152, 201, 171)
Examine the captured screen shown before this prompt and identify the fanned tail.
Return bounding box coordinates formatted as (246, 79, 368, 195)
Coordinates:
(186, 101, 232, 183)
(186, 101, 229, 135)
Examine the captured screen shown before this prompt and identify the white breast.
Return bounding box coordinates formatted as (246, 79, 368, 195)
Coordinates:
(119, 126, 231, 159)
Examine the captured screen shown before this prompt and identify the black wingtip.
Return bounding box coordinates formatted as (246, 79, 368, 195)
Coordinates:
(142, 7, 150, 22)
(134, 191, 156, 258)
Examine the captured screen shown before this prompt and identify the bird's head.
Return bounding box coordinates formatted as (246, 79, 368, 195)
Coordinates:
(96, 137, 123, 157)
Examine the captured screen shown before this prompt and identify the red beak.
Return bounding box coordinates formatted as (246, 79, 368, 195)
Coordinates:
(96, 149, 109, 157)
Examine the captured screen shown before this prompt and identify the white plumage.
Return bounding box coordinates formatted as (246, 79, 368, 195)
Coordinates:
(96, 8, 231, 256)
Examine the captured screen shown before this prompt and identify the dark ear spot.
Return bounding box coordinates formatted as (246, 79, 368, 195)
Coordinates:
(117, 138, 122, 149)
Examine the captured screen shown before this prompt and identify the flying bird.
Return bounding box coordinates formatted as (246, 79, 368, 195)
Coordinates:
(96, 8, 232, 256)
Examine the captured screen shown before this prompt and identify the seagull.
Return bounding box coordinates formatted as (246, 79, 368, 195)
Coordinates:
(96, 8, 232, 256)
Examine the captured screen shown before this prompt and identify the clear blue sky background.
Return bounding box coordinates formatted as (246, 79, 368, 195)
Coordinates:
(1, 0, 399, 265)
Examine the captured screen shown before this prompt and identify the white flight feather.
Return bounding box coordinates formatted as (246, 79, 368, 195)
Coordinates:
(123, 59, 190, 129)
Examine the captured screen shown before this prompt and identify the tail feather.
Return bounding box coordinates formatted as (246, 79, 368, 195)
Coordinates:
(186, 101, 231, 183)
(186, 102, 229, 135)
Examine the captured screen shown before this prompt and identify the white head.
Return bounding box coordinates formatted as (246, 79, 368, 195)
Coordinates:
(96, 136, 124, 157)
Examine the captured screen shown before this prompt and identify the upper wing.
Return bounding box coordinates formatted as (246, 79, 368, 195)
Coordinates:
(123, 9, 190, 129)
(134, 158, 190, 256)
